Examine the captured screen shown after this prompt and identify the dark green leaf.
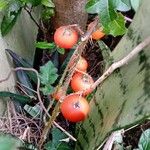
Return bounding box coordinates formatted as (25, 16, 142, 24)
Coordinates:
(39, 61, 58, 85)
(130, 0, 140, 11)
(35, 41, 55, 49)
(41, 0, 55, 7)
(21, 0, 41, 6)
(1, 0, 22, 36)
(24, 104, 41, 117)
(0, 0, 9, 11)
(41, 84, 54, 95)
(6, 49, 37, 83)
(0, 133, 23, 149)
(56, 48, 65, 55)
(0, 91, 31, 104)
(138, 129, 150, 150)
(44, 127, 71, 150)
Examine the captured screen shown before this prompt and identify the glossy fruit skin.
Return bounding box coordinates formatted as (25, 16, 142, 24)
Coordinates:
(52, 88, 65, 101)
(92, 28, 105, 40)
(69, 56, 88, 72)
(71, 73, 94, 96)
(60, 94, 90, 122)
(54, 26, 78, 49)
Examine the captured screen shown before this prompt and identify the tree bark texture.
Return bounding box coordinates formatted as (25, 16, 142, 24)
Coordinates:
(53, 0, 88, 30)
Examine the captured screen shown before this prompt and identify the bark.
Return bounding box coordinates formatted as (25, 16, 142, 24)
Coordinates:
(53, 0, 88, 31)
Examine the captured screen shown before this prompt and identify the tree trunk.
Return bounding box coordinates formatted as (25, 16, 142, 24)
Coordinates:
(53, 0, 88, 31)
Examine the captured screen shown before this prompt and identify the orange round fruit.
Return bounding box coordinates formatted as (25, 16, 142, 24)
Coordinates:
(92, 28, 105, 40)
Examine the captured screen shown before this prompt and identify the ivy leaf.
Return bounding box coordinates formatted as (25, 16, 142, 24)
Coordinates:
(0, 0, 9, 11)
(39, 61, 58, 85)
(103, 13, 127, 36)
(138, 129, 150, 150)
(1, 0, 22, 36)
(44, 127, 70, 150)
(41, 0, 55, 8)
(41, 84, 54, 95)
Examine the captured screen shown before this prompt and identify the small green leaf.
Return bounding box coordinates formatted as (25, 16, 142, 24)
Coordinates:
(0, 0, 8, 11)
(41, 84, 54, 95)
(44, 127, 71, 150)
(0, 91, 31, 104)
(21, 0, 41, 6)
(36, 41, 55, 49)
(130, 0, 140, 11)
(138, 129, 150, 150)
(39, 61, 58, 85)
(24, 104, 41, 117)
(57, 48, 65, 55)
(41, 0, 55, 7)
(1, 0, 22, 36)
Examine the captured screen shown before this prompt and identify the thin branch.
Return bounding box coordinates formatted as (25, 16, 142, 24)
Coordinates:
(91, 36, 150, 90)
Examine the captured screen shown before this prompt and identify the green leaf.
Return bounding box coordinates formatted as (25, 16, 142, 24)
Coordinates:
(24, 104, 41, 117)
(36, 41, 55, 49)
(41, 0, 55, 7)
(40, 84, 54, 95)
(103, 13, 127, 36)
(0, 91, 31, 104)
(39, 61, 58, 85)
(0, 133, 23, 149)
(138, 129, 150, 150)
(21, 0, 41, 6)
(1, 0, 22, 36)
(0, 0, 9, 11)
(56, 48, 65, 55)
(130, 0, 140, 11)
(42, 7, 55, 20)
(113, 0, 131, 12)
(44, 127, 71, 150)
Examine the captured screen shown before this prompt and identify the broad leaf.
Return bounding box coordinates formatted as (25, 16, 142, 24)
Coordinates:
(39, 61, 58, 85)
(138, 129, 150, 150)
(40, 84, 54, 95)
(44, 127, 70, 150)
(41, 0, 55, 7)
(1, 0, 22, 36)
(0, 91, 31, 104)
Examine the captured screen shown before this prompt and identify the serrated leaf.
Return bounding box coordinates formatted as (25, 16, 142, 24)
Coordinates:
(138, 129, 150, 150)
(41, 0, 55, 7)
(41, 84, 54, 95)
(1, 1, 22, 36)
(130, 0, 140, 11)
(39, 61, 58, 85)
(103, 13, 127, 36)
(0, 0, 9, 11)
(44, 127, 70, 150)
(24, 104, 41, 117)
(0, 91, 31, 104)
(57, 48, 65, 55)
(36, 41, 55, 49)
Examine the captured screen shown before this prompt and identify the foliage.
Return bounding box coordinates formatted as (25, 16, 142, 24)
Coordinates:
(36, 41, 65, 54)
(44, 127, 71, 150)
(39, 60, 58, 95)
(86, 0, 140, 36)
